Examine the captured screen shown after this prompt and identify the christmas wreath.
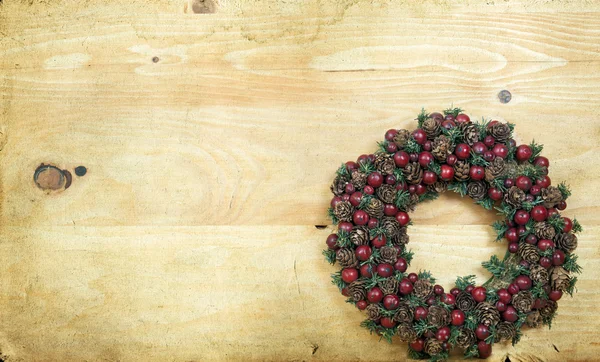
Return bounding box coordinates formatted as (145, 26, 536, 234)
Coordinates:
(322, 108, 582, 361)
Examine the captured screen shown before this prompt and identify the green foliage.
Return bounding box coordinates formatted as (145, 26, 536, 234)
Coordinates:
(418, 270, 436, 283)
(566, 277, 578, 297)
(441, 126, 464, 146)
(455, 275, 477, 291)
(407, 293, 428, 309)
(358, 194, 374, 210)
(360, 249, 380, 267)
(485, 288, 499, 304)
(548, 214, 566, 233)
(464, 311, 479, 330)
(369, 226, 388, 239)
(505, 142, 517, 162)
(539, 247, 555, 259)
(542, 311, 557, 329)
(401, 249, 415, 265)
(322, 249, 336, 265)
(448, 326, 461, 346)
(528, 140, 544, 161)
(365, 273, 387, 289)
(512, 328, 523, 346)
(469, 151, 490, 167)
(572, 218, 583, 234)
(395, 190, 411, 210)
(482, 254, 529, 280)
(475, 197, 495, 210)
(475, 117, 491, 140)
(563, 254, 583, 274)
(394, 271, 407, 282)
(448, 181, 468, 197)
(336, 230, 353, 248)
(519, 219, 536, 241)
(495, 203, 517, 222)
(417, 108, 429, 128)
(491, 220, 509, 242)
(414, 319, 436, 337)
(464, 344, 480, 359)
(359, 159, 376, 175)
(521, 197, 543, 212)
(484, 324, 496, 345)
(419, 191, 440, 203)
(520, 164, 546, 181)
(558, 181, 572, 200)
(443, 106, 463, 118)
(404, 137, 423, 154)
(394, 167, 406, 183)
(327, 207, 339, 225)
(408, 346, 428, 360)
(335, 163, 350, 178)
(428, 160, 442, 176)
(377, 141, 390, 154)
(514, 311, 528, 330)
(428, 352, 450, 362)
(331, 271, 347, 292)
(490, 176, 508, 192)
(531, 282, 549, 300)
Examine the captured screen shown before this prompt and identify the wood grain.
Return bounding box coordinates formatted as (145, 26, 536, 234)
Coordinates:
(1, 0, 600, 361)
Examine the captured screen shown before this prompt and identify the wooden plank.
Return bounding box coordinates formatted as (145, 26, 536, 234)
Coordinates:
(0, 0, 599, 361)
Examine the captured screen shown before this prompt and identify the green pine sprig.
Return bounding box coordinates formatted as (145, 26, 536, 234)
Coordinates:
(418, 270, 436, 283)
(414, 319, 436, 337)
(464, 311, 479, 330)
(566, 277, 578, 297)
(469, 151, 490, 167)
(335, 163, 350, 178)
(417, 108, 429, 128)
(531, 282, 549, 300)
(443, 106, 463, 118)
(408, 346, 428, 360)
(539, 247, 555, 259)
(505, 142, 517, 162)
(484, 324, 497, 346)
(358, 159, 376, 175)
(519, 164, 546, 181)
(400, 249, 415, 265)
(482, 254, 529, 280)
(475, 117, 491, 140)
(404, 137, 423, 154)
(419, 191, 440, 203)
(441, 126, 464, 146)
(377, 141, 390, 154)
(528, 140, 544, 161)
(558, 182, 572, 200)
(428, 352, 450, 362)
(485, 288, 499, 304)
(331, 271, 347, 292)
(490, 176, 508, 192)
(394, 167, 406, 184)
(395, 190, 411, 210)
(491, 220, 509, 242)
(563, 254, 583, 274)
(448, 181, 468, 197)
(407, 293, 428, 308)
(476, 197, 495, 211)
(455, 275, 477, 290)
(464, 344, 480, 359)
(512, 328, 523, 346)
(358, 194, 374, 210)
(322, 249, 336, 265)
(572, 218, 583, 234)
(336, 230, 353, 248)
(495, 203, 517, 221)
(428, 160, 442, 176)
(548, 214, 566, 233)
(327, 207, 339, 225)
(521, 197, 543, 212)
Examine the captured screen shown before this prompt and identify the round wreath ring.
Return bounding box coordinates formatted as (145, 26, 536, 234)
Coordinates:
(323, 107, 582, 360)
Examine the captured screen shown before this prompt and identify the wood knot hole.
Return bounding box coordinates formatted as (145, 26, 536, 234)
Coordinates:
(498, 90, 512, 104)
(34, 164, 72, 191)
(185, 0, 217, 14)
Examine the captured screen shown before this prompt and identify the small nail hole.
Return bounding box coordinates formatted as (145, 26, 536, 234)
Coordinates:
(152, 56, 160, 63)
(75, 166, 87, 177)
(315, 225, 327, 229)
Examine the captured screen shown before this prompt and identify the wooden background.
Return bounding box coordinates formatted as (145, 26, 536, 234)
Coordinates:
(1, 0, 599, 361)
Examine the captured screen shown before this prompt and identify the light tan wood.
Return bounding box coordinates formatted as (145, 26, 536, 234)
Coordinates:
(1, 0, 600, 361)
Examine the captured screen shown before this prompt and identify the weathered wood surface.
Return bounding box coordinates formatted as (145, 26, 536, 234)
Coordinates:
(0, 0, 599, 361)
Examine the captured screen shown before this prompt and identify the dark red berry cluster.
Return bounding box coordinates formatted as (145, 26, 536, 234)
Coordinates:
(323, 108, 582, 360)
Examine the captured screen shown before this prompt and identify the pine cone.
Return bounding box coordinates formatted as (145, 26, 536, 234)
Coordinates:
(330, 175, 348, 196)
(489, 122, 511, 143)
(460, 122, 480, 146)
(364, 198, 384, 219)
(366, 304, 382, 321)
(541, 186, 563, 208)
(504, 186, 526, 209)
(534, 221, 556, 240)
(485, 157, 506, 182)
(392, 226, 410, 246)
(378, 246, 398, 265)
(379, 277, 399, 296)
(333, 201, 354, 222)
(550, 266, 570, 292)
(428, 181, 447, 194)
(396, 323, 417, 343)
(374, 153, 396, 176)
(519, 243, 540, 264)
(539, 300, 557, 318)
(512, 291, 534, 313)
(381, 216, 402, 243)
(350, 226, 370, 246)
(422, 118, 441, 139)
(530, 264, 549, 284)
(404, 162, 423, 185)
(467, 181, 487, 201)
(475, 302, 500, 327)
(454, 161, 470, 181)
(336, 248, 358, 268)
(526, 310, 542, 328)
(348, 280, 367, 302)
(413, 279, 434, 300)
(496, 321, 516, 342)
(424, 338, 444, 356)
(351, 171, 368, 190)
(377, 184, 397, 204)
(456, 328, 477, 349)
(405, 193, 420, 212)
(431, 135, 452, 162)
(393, 129, 411, 148)
(555, 233, 578, 254)
(456, 291, 477, 312)
(393, 303, 414, 323)
(427, 305, 450, 328)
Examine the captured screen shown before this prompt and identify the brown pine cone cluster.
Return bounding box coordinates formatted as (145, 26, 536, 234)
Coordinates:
(404, 162, 423, 184)
(364, 198, 384, 219)
(333, 201, 354, 222)
(396, 323, 417, 342)
(475, 302, 500, 327)
(555, 232, 577, 253)
(376, 184, 396, 204)
(393, 303, 413, 323)
(456, 291, 477, 312)
(350, 226, 369, 246)
(534, 221, 556, 240)
(422, 118, 441, 139)
(460, 122, 480, 145)
(432, 135, 451, 161)
(512, 291, 534, 313)
(467, 181, 487, 200)
(393, 129, 411, 148)
(379, 277, 399, 296)
(454, 161, 470, 181)
(504, 186, 525, 208)
(541, 186, 563, 208)
(485, 157, 506, 182)
(374, 153, 395, 175)
(413, 279, 433, 300)
(336, 248, 358, 268)
(427, 305, 450, 328)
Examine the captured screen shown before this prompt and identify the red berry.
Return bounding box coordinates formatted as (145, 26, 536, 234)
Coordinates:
(367, 172, 383, 188)
(341, 287, 349, 297)
(515, 175, 532, 192)
(531, 205, 548, 222)
(412, 129, 427, 145)
(514, 209, 530, 225)
(533, 298, 547, 310)
(537, 239, 554, 251)
(394, 258, 408, 272)
(353, 210, 369, 226)
(410, 338, 425, 352)
(356, 300, 368, 310)
(502, 306, 518, 322)
(496, 300, 507, 312)
(415, 184, 427, 195)
(445, 114, 455, 122)
(418, 151, 434, 167)
(326, 234, 338, 250)
(357, 154, 369, 164)
(557, 200, 567, 211)
(341, 194, 350, 202)
(385, 129, 398, 142)
(497, 289, 511, 303)
(533, 156, 549, 168)
(440, 164, 455, 181)
(505, 228, 518, 243)
(540, 257, 552, 268)
(451, 310, 465, 326)
(436, 326, 451, 341)
(547, 208, 559, 218)
(492, 143, 508, 159)
(536, 175, 552, 189)
(549, 290, 563, 301)
(367, 154, 375, 163)
(472, 142, 486, 155)
(525, 234, 538, 245)
(331, 196, 342, 208)
(415, 306, 428, 320)
(385, 175, 396, 185)
(363, 185, 374, 195)
(423, 140, 432, 152)
(468, 165, 485, 180)
(446, 154, 457, 166)
(339, 222, 353, 233)
(384, 204, 397, 217)
(477, 341, 492, 359)
(434, 285, 444, 295)
(487, 187, 503, 201)
(441, 120, 456, 129)
(465, 285, 475, 293)
(475, 324, 490, 340)
(383, 294, 400, 310)
(456, 114, 470, 124)
(355, 245, 372, 261)
(367, 287, 383, 303)
(408, 273, 418, 284)
(563, 217, 573, 233)
(349, 192, 363, 207)
(394, 151, 410, 167)
(380, 317, 396, 328)
(377, 263, 394, 278)
(530, 185, 541, 196)
(504, 178, 515, 188)
(442, 293, 456, 305)
(345, 183, 355, 195)
(346, 161, 358, 172)
(553, 250, 566, 266)
(507, 283, 520, 295)
(395, 211, 410, 226)
(517, 225, 527, 238)
(483, 150, 496, 162)
(423, 171, 438, 185)
(341, 268, 359, 283)
(455, 143, 471, 160)
(508, 242, 519, 253)
(451, 287, 461, 296)
(426, 297, 436, 306)
(410, 153, 419, 163)
(516, 145, 533, 162)
(515, 275, 532, 290)
(471, 286, 487, 303)
(360, 264, 373, 277)
(484, 135, 496, 148)
(399, 279, 414, 295)
(386, 142, 398, 153)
